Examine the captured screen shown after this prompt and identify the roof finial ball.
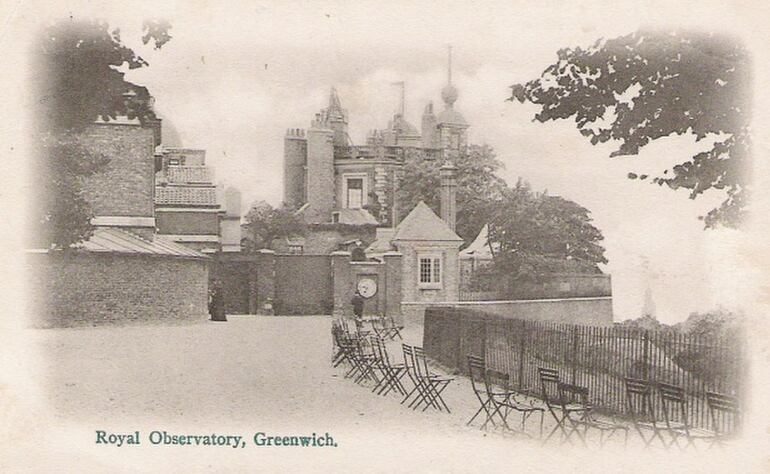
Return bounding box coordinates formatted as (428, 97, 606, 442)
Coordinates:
(441, 45, 458, 107)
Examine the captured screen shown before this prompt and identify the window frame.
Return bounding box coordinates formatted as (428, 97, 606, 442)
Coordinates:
(417, 251, 443, 289)
(342, 172, 368, 209)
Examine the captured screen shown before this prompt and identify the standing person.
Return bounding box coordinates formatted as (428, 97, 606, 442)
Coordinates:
(351, 289, 365, 332)
(209, 279, 227, 322)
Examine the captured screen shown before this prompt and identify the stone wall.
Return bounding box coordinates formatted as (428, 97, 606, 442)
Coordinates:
(26, 252, 209, 327)
(402, 296, 613, 327)
(331, 251, 402, 320)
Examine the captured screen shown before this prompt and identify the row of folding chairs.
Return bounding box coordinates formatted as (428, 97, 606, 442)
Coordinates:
(331, 319, 454, 412)
(368, 315, 404, 341)
(625, 377, 740, 450)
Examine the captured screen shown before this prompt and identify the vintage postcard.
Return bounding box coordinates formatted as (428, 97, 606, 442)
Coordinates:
(1, 0, 769, 472)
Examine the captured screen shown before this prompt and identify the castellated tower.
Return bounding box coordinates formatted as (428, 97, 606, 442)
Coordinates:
(326, 87, 349, 148)
(304, 115, 335, 223)
(283, 128, 307, 209)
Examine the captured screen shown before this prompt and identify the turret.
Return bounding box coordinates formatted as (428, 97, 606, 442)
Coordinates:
(283, 128, 307, 209)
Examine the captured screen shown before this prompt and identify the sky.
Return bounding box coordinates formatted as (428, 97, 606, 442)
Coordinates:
(9, 0, 765, 324)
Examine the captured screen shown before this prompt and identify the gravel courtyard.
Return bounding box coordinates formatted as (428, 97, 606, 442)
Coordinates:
(9, 316, 748, 472)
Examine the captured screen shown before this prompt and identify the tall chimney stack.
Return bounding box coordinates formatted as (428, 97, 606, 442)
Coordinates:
(440, 162, 458, 232)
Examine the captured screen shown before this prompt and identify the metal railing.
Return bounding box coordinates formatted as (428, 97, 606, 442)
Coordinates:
(423, 307, 744, 431)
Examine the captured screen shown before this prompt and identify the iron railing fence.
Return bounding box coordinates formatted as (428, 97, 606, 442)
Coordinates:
(423, 307, 745, 432)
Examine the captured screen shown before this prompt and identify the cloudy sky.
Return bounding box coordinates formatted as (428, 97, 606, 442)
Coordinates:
(12, 0, 764, 323)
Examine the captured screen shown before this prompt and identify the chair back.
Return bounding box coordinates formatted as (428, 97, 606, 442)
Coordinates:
(538, 367, 560, 404)
(706, 391, 740, 435)
(412, 346, 431, 379)
(402, 344, 415, 372)
(485, 369, 511, 395)
(658, 382, 689, 428)
(558, 382, 590, 409)
(624, 377, 655, 423)
(467, 355, 486, 396)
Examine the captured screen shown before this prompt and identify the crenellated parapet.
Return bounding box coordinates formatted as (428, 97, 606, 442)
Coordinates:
(285, 128, 306, 139)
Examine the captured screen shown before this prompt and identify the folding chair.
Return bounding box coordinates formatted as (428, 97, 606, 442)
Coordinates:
(400, 344, 425, 407)
(624, 377, 671, 449)
(658, 382, 717, 450)
(466, 355, 497, 428)
(557, 382, 628, 447)
(485, 368, 545, 437)
(411, 346, 454, 412)
(538, 367, 588, 445)
(385, 315, 404, 340)
(706, 391, 741, 448)
(369, 337, 407, 397)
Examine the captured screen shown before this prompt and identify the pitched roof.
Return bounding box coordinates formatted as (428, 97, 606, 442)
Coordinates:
(392, 201, 463, 242)
(460, 224, 497, 259)
(335, 208, 379, 225)
(76, 227, 207, 259)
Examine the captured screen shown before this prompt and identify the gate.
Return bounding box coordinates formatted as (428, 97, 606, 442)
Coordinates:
(274, 255, 333, 315)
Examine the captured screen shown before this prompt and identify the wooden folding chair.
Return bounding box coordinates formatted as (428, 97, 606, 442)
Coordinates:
(624, 377, 671, 449)
(658, 382, 717, 450)
(538, 367, 588, 445)
(411, 346, 454, 412)
(706, 391, 741, 448)
(485, 368, 545, 437)
(369, 337, 407, 397)
(557, 382, 628, 447)
(466, 355, 497, 428)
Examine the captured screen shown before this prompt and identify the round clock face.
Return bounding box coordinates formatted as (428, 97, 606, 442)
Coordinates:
(357, 277, 377, 298)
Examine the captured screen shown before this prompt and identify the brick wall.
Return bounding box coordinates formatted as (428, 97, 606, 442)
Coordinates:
(78, 123, 155, 218)
(396, 241, 461, 303)
(156, 211, 220, 235)
(26, 252, 209, 327)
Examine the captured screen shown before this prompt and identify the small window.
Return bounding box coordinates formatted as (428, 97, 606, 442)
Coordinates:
(332, 212, 340, 223)
(346, 178, 364, 209)
(418, 253, 442, 288)
(288, 245, 303, 255)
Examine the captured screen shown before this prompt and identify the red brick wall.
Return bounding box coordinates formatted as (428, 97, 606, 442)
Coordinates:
(156, 211, 220, 235)
(26, 252, 209, 327)
(78, 123, 155, 218)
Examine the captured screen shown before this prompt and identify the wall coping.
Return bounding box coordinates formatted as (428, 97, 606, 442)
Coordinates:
(401, 296, 613, 306)
(330, 251, 352, 256)
(382, 251, 403, 257)
(258, 249, 276, 254)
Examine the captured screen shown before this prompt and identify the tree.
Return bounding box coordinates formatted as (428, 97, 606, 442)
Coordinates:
(242, 201, 307, 251)
(485, 181, 608, 283)
(397, 144, 508, 242)
(510, 30, 750, 228)
(30, 19, 171, 248)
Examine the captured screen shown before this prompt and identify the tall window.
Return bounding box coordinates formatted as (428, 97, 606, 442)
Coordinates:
(418, 253, 442, 288)
(346, 177, 364, 209)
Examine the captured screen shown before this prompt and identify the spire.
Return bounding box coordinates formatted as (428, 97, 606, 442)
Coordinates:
(441, 45, 458, 107)
(392, 81, 405, 116)
(328, 87, 345, 119)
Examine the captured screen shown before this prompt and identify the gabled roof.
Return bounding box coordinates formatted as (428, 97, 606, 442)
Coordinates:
(392, 201, 463, 242)
(76, 228, 207, 259)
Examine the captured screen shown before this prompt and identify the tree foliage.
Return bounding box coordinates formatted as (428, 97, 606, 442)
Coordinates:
(485, 181, 607, 282)
(242, 201, 307, 251)
(510, 30, 751, 228)
(397, 144, 508, 242)
(31, 19, 171, 248)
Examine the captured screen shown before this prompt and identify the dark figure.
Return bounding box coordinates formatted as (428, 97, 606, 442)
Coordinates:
(351, 290, 365, 332)
(209, 280, 227, 322)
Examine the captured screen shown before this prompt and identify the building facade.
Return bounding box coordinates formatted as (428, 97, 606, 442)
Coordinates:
(282, 52, 469, 228)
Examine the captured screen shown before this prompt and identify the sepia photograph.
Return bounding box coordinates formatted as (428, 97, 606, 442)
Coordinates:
(1, 0, 769, 472)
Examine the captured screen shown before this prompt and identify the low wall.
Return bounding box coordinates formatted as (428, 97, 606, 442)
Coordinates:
(402, 296, 613, 327)
(26, 252, 209, 327)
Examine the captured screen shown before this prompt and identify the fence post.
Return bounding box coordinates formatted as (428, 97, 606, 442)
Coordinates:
(642, 330, 650, 381)
(518, 320, 526, 391)
(571, 325, 578, 384)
